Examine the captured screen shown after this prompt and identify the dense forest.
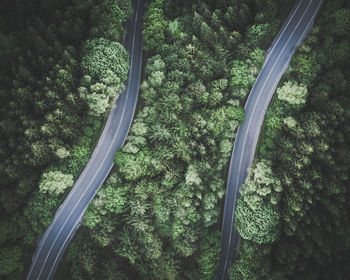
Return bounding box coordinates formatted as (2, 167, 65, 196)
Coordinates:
(55, 0, 299, 279)
(0, 0, 131, 278)
(232, 0, 350, 279)
(0, 0, 349, 279)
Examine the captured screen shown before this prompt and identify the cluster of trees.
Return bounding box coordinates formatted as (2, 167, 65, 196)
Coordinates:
(3, 0, 348, 279)
(56, 0, 299, 279)
(0, 0, 131, 278)
(232, 1, 350, 279)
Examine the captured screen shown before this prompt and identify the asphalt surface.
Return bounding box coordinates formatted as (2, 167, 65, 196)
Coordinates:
(217, 0, 324, 279)
(26, 0, 145, 279)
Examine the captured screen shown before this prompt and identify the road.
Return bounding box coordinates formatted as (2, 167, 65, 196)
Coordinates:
(26, 0, 145, 279)
(217, 0, 324, 279)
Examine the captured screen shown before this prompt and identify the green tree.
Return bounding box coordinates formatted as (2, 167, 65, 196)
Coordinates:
(235, 198, 280, 244)
(39, 170, 74, 195)
(82, 38, 129, 81)
(0, 246, 23, 276)
(277, 81, 308, 105)
(91, 0, 132, 41)
(143, 0, 166, 52)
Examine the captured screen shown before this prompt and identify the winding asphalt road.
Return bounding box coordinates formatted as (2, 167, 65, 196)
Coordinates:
(26, 0, 145, 279)
(217, 0, 323, 279)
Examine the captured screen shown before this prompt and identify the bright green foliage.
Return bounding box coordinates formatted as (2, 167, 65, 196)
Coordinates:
(85, 175, 126, 222)
(114, 148, 163, 181)
(277, 81, 308, 105)
(82, 38, 129, 81)
(240, 160, 282, 205)
(82, 173, 127, 247)
(55, 147, 70, 159)
(39, 171, 74, 195)
(246, 23, 274, 48)
(236, 198, 279, 244)
(283, 116, 297, 129)
(185, 164, 202, 186)
(230, 48, 265, 99)
(80, 36, 129, 116)
(230, 60, 252, 98)
(236, 160, 281, 244)
(68, 144, 91, 175)
(103, 186, 127, 214)
(79, 85, 109, 116)
(79, 78, 125, 116)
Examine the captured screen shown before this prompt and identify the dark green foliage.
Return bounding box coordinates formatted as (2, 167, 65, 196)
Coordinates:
(142, 0, 166, 53)
(230, 241, 272, 280)
(196, 230, 221, 280)
(90, 0, 132, 41)
(0, 247, 23, 276)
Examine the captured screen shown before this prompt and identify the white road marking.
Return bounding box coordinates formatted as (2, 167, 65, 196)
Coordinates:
(220, 0, 319, 278)
(220, 0, 304, 233)
(28, 0, 141, 278)
(243, 0, 303, 111)
(46, 162, 114, 279)
(252, 0, 323, 149)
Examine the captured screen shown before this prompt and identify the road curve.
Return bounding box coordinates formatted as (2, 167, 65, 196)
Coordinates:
(26, 0, 145, 279)
(217, 0, 323, 279)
